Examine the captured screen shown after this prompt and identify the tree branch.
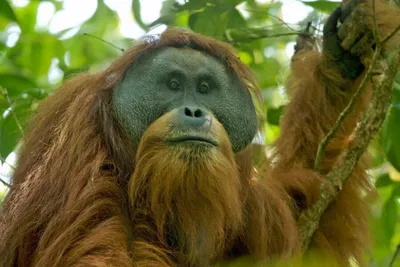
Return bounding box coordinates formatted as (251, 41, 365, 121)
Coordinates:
(314, 45, 382, 171)
(381, 23, 400, 45)
(304, 0, 400, 249)
(300, 47, 400, 250)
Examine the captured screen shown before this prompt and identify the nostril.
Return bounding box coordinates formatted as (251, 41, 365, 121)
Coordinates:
(179, 107, 209, 128)
(194, 109, 202, 118)
(184, 107, 193, 117)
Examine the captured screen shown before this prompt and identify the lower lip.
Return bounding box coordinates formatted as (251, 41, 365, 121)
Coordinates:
(167, 137, 217, 146)
(180, 140, 214, 145)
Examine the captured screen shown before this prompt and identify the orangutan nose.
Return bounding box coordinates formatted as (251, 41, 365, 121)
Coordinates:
(178, 106, 209, 128)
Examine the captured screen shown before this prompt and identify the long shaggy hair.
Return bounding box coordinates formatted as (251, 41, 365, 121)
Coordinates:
(0, 0, 398, 265)
(130, 111, 243, 264)
(0, 28, 296, 266)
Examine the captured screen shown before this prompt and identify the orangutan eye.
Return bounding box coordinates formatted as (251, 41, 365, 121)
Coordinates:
(198, 82, 209, 94)
(168, 80, 180, 90)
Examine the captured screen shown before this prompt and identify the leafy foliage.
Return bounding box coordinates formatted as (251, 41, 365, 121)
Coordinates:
(0, 0, 399, 265)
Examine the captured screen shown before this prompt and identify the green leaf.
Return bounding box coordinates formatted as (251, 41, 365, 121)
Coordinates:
(63, 34, 121, 70)
(213, 0, 246, 6)
(14, 1, 39, 33)
(0, 0, 18, 22)
(132, 0, 149, 31)
(177, 0, 207, 11)
(251, 58, 279, 88)
(28, 34, 59, 78)
(226, 9, 246, 29)
(189, 8, 227, 37)
(267, 106, 284, 126)
(0, 74, 37, 97)
(382, 96, 400, 172)
(23, 88, 48, 100)
(391, 184, 400, 198)
(149, 15, 176, 27)
(61, 2, 122, 70)
(0, 95, 7, 115)
(394, 81, 400, 92)
(301, 1, 339, 13)
(381, 198, 398, 243)
(375, 173, 394, 188)
(0, 102, 31, 160)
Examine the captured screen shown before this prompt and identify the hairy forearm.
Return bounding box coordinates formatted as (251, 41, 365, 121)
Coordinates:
(274, 50, 366, 172)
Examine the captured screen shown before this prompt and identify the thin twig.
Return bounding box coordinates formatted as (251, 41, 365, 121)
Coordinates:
(215, 6, 306, 35)
(314, 45, 382, 171)
(1, 87, 24, 136)
(381, 23, 400, 45)
(389, 244, 400, 267)
(225, 30, 307, 43)
(0, 156, 16, 171)
(372, 0, 380, 41)
(249, 32, 306, 38)
(83, 33, 125, 52)
(0, 176, 11, 187)
(263, 11, 298, 32)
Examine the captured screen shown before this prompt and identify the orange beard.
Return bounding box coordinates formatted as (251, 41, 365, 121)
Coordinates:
(128, 111, 244, 265)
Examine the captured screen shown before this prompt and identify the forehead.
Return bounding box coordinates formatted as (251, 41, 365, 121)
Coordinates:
(137, 47, 229, 76)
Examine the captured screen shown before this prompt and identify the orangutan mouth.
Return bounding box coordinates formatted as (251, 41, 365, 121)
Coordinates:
(167, 136, 218, 146)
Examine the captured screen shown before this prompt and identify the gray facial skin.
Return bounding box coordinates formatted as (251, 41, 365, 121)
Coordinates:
(112, 47, 257, 153)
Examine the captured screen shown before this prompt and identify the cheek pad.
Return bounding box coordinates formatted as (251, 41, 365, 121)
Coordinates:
(113, 78, 167, 146)
(209, 92, 258, 153)
(114, 86, 257, 153)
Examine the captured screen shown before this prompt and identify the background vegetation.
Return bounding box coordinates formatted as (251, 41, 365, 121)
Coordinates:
(0, 0, 399, 265)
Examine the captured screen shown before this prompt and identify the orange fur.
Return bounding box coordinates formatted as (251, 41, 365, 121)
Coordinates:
(0, 29, 295, 266)
(130, 110, 243, 265)
(0, 0, 398, 265)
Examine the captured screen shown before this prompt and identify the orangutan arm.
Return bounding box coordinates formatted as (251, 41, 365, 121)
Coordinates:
(271, 0, 399, 265)
(275, 0, 400, 172)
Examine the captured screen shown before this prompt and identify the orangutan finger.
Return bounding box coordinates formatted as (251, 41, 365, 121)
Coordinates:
(339, 4, 370, 49)
(339, 21, 364, 50)
(323, 7, 342, 37)
(340, 0, 360, 23)
(350, 33, 375, 56)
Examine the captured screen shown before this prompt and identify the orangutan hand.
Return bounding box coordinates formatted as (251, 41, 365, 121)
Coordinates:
(322, 0, 374, 80)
